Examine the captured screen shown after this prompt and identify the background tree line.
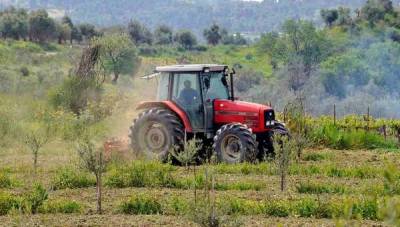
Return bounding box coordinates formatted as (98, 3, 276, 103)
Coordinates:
(249, 0, 400, 118)
(0, 7, 247, 49)
(2, 0, 400, 34)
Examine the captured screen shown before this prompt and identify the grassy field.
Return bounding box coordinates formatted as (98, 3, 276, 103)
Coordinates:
(1, 145, 399, 226)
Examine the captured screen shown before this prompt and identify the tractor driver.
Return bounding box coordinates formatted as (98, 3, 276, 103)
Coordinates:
(179, 80, 199, 106)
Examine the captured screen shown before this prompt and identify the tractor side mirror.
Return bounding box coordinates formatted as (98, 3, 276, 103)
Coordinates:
(204, 77, 210, 90)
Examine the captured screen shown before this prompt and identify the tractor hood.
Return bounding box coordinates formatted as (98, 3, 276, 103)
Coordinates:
(214, 100, 271, 114)
(214, 100, 275, 133)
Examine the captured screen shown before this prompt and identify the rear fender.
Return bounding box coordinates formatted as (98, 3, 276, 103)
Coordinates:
(136, 101, 193, 132)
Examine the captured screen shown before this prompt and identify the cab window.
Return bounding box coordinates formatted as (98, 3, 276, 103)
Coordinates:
(157, 73, 170, 101)
(172, 73, 200, 107)
(204, 72, 229, 101)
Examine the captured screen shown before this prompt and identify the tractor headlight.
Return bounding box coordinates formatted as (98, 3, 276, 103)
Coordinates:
(265, 120, 275, 127)
(264, 110, 276, 129)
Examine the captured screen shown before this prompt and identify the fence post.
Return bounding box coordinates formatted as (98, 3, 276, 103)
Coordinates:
(383, 125, 387, 141)
(333, 104, 336, 126)
(367, 106, 370, 131)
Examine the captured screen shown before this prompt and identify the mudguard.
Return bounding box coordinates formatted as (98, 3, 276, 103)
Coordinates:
(136, 101, 193, 132)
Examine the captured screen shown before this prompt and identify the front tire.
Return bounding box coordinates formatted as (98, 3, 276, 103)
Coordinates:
(258, 122, 290, 160)
(129, 108, 184, 162)
(213, 123, 257, 164)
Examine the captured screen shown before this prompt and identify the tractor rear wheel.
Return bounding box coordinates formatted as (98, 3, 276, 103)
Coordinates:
(129, 108, 184, 162)
(213, 123, 257, 164)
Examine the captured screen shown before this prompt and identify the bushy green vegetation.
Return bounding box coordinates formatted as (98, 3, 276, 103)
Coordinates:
(51, 167, 96, 190)
(0, 171, 13, 188)
(296, 182, 346, 194)
(119, 194, 162, 215)
(39, 200, 82, 214)
(0, 192, 18, 215)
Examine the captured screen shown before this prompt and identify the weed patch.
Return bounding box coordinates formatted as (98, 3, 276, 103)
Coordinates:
(0, 192, 18, 215)
(119, 194, 162, 215)
(0, 171, 13, 188)
(303, 153, 327, 161)
(51, 167, 96, 190)
(296, 182, 346, 194)
(39, 200, 82, 214)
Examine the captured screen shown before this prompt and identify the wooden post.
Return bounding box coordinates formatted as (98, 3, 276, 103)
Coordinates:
(383, 125, 387, 141)
(333, 104, 336, 126)
(367, 106, 370, 131)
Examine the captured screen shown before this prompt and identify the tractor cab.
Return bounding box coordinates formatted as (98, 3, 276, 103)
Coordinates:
(154, 64, 231, 132)
(132, 64, 288, 164)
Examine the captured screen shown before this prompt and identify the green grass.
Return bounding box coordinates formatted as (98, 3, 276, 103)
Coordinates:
(303, 153, 327, 161)
(51, 167, 96, 190)
(296, 182, 346, 194)
(0, 192, 18, 215)
(0, 171, 13, 188)
(39, 200, 82, 214)
(309, 124, 398, 150)
(119, 194, 162, 215)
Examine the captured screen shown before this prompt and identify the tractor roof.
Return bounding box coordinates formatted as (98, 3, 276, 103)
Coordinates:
(155, 64, 228, 73)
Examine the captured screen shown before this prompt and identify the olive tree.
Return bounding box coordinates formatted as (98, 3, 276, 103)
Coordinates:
(203, 23, 222, 46)
(175, 30, 197, 50)
(273, 135, 295, 191)
(77, 138, 109, 214)
(24, 123, 51, 173)
(92, 33, 140, 83)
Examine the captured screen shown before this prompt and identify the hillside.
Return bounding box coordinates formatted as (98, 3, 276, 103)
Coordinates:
(1, 0, 400, 34)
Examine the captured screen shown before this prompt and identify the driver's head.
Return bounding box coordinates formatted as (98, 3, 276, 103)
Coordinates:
(184, 80, 192, 89)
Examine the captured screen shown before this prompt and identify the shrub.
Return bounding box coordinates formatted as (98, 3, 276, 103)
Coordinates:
(303, 153, 326, 161)
(0, 192, 18, 215)
(309, 124, 397, 150)
(51, 167, 96, 190)
(194, 45, 208, 52)
(262, 200, 291, 217)
(295, 199, 318, 217)
(0, 172, 12, 188)
(20, 66, 30, 77)
(39, 200, 82, 214)
(105, 161, 177, 188)
(48, 77, 98, 115)
(351, 198, 379, 220)
(215, 182, 263, 191)
(23, 184, 48, 214)
(383, 165, 400, 195)
(296, 182, 346, 194)
(119, 194, 162, 215)
(166, 196, 189, 215)
(220, 197, 260, 215)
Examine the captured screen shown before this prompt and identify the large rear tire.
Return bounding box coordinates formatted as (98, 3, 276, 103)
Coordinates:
(129, 108, 184, 162)
(213, 123, 257, 164)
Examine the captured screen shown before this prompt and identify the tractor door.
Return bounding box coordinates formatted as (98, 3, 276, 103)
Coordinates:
(171, 73, 204, 130)
(202, 72, 230, 131)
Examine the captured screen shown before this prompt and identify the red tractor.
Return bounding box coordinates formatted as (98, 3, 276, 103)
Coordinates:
(130, 64, 288, 163)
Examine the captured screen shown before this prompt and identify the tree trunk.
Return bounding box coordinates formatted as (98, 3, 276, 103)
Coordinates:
(33, 149, 38, 174)
(112, 72, 119, 84)
(280, 172, 285, 191)
(96, 173, 102, 214)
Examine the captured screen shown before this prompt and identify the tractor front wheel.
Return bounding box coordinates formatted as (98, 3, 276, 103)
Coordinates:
(213, 123, 257, 164)
(129, 108, 184, 162)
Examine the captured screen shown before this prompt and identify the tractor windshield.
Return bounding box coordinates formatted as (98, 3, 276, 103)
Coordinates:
(204, 72, 230, 101)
